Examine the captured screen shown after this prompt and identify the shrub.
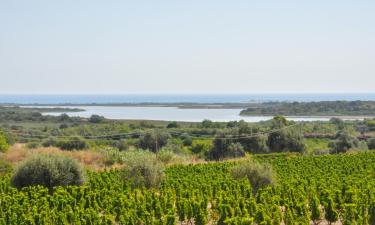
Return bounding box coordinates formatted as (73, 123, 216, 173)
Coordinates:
(240, 135, 269, 154)
(166, 121, 179, 128)
(138, 130, 170, 152)
(231, 160, 276, 196)
(11, 154, 85, 190)
(89, 114, 105, 123)
(329, 131, 359, 153)
(58, 137, 88, 150)
(0, 159, 12, 175)
(267, 128, 306, 153)
(121, 151, 165, 189)
(0, 129, 9, 152)
(181, 133, 193, 146)
(114, 139, 129, 151)
(208, 132, 246, 160)
(157, 149, 175, 164)
(26, 142, 40, 149)
(191, 139, 212, 155)
(42, 137, 58, 147)
(368, 138, 375, 150)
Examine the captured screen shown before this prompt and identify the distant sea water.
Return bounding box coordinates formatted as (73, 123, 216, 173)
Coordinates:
(2, 94, 375, 122)
(1, 93, 375, 104)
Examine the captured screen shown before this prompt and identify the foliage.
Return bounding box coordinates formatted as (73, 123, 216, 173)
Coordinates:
(57, 137, 88, 150)
(166, 121, 179, 128)
(181, 133, 192, 146)
(88, 114, 106, 123)
(368, 138, 375, 150)
(0, 159, 12, 175)
(208, 132, 246, 160)
(267, 128, 306, 153)
(138, 130, 170, 152)
(241, 101, 375, 116)
(231, 160, 276, 195)
(0, 152, 373, 223)
(156, 149, 176, 164)
(10, 154, 85, 190)
(191, 139, 212, 155)
(305, 138, 330, 154)
(26, 141, 40, 149)
(0, 129, 9, 152)
(121, 151, 165, 189)
(329, 131, 360, 153)
(42, 137, 58, 147)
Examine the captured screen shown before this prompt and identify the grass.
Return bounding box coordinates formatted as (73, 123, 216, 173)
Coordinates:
(2, 144, 107, 171)
(305, 138, 330, 153)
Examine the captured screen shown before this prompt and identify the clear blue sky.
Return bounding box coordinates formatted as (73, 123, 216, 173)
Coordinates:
(0, 0, 374, 94)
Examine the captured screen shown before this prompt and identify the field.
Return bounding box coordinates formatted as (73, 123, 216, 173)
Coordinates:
(0, 152, 374, 224)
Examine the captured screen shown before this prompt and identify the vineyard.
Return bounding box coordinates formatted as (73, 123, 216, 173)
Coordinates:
(0, 152, 374, 224)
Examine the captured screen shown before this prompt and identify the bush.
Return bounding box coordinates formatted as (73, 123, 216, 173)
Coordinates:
(231, 160, 276, 196)
(121, 151, 165, 189)
(138, 130, 170, 152)
(368, 138, 375, 150)
(208, 133, 246, 160)
(42, 137, 58, 147)
(191, 139, 212, 155)
(11, 154, 85, 190)
(329, 131, 359, 154)
(267, 128, 306, 153)
(58, 137, 88, 150)
(114, 139, 129, 151)
(157, 149, 175, 164)
(89, 115, 105, 123)
(181, 133, 192, 146)
(240, 135, 269, 154)
(0, 129, 9, 152)
(0, 159, 12, 175)
(26, 142, 40, 149)
(166, 121, 179, 128)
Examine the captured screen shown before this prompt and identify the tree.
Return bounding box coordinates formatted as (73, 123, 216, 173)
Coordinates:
(329, 131, 359, 153)
(271, 115, 288, 128)
(201, 119, 214, 128)
(89, 114, 105, 123)
(11, 154, 85, 191)
(0, 129, 9, 152)
(166, 121, 179, 128)
(267, 128, 306, 153)
(367, 138, 375, 150)
(240, 135, 269, 154)
(231, 160, 276, 196)
(207, 132, 245, 160)
(138, 130, 170, 152)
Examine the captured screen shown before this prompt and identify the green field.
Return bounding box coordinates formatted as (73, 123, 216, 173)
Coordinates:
(0, 152, 374, 224)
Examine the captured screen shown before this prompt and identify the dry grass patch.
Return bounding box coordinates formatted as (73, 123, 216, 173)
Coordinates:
(3, 144, 108, 171)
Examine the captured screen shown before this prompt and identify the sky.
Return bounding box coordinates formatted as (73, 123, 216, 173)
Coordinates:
(0, 0, 374, 94)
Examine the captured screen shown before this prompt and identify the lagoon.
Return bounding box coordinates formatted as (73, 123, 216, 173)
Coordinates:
(42, 106, 334, 122)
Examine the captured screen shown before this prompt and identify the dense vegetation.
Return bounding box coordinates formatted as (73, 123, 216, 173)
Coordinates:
(240, 101, 375, 116)
(0, 152, 374, 224)
(0, 105, 375, 224)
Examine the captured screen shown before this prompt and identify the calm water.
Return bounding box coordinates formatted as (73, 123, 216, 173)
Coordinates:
(43, 106, 332, 122)
(1, 93, 375, 104)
